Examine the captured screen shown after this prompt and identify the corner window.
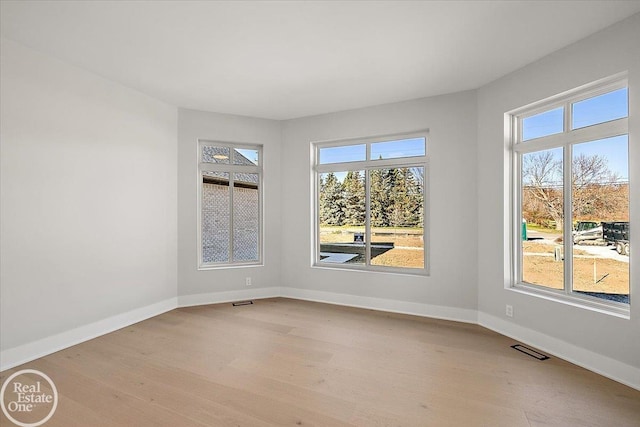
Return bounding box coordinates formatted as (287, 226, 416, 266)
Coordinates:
(198, 141, 262, 268)
(511, 75, 630, 313)
(313, 133, 428, 274)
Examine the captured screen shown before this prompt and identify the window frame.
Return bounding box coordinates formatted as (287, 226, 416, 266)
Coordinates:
(312, 131, 430, 276)
(197, 139, 263, 270)
(509, 73, 630, 316)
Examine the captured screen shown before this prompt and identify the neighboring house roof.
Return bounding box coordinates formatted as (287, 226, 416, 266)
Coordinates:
(202, 146, 258, 189)
(202, 146, 256, 166)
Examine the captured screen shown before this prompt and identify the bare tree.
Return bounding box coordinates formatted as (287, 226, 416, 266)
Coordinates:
(523, 151, 627, 229)
(571, 153, 626, 220)
(522, 151, 563, 229)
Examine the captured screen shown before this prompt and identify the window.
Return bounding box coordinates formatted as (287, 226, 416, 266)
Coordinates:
(198, 141, 262, 268)
(313, 133, 428, 274)
(511, 74, 630, 314)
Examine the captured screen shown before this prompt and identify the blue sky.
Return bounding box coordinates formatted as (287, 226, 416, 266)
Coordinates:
(236, 148, 259, 164)
(522, 87, 628, 180)
(319, 137, 425, 165)
(572, 88, 628, 129)
(573, 135, 628, 180)
(522, 88, 628, 142)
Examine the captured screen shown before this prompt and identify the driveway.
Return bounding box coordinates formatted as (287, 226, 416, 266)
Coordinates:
(526, 228, 629, 263)
(574, 243, 629, 263)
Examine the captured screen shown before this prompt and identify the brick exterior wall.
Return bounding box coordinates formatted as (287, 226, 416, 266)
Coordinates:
(202, 183, 258, 263)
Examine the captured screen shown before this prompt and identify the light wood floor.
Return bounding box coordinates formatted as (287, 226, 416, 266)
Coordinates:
(2, 298, 639, 426)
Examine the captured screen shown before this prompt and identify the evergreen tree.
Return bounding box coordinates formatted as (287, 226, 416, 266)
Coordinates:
(395, 167, 423, 227)
(408, 167, 424, 227)
(372, 167, 423, 228)
(370, 168, 389, 227)
(319, 172, 345, 226)
(388, 168, 410, 228)
(342, 171, 365, 225)
(320, 168, 424, 229)
(318, 174, 326, 222)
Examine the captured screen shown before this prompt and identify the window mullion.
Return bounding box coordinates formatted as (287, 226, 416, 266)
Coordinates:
(316, 172, 321, 265)
(564, 101, 572, 295)
(423, 160, 430, 272)
(229, 172, 235, 262)
(566, 99, 572, 136)
(200, 163, 260, 174)
(512, 114, 522, 285)
(365, 169, 371, 266)
(563, 143, 573, 296)
(197, 171, 203, 268)
(515, 151, 523, 285)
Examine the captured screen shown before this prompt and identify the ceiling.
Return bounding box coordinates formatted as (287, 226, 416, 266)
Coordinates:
(2, 1, 639, 120)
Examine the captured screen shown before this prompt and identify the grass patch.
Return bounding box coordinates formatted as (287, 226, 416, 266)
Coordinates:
(526, 224, 563, 234)
(371, 248, 424, 268)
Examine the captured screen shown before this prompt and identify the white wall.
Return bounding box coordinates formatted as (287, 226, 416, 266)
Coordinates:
(0, 38, 178, 361)
(477, 14, 640, 376)
(177, 109, 282, 304)
(2, 13, 638, 388)
(280, 92, 478, 321)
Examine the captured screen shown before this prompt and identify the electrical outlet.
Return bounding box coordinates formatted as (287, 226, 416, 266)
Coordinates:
(506, 304, 513, 317)
(246, 277, 252, 286)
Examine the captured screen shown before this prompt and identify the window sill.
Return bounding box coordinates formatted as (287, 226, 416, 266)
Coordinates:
(313, 262, 429, 277)
(198, 262, 263, 271)
(509, 283, 630, 319)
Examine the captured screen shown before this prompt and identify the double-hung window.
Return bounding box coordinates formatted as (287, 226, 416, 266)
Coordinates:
(510, 74, 630, 314)
(198, 141, 262, 268)
(313, 132, 428, 275)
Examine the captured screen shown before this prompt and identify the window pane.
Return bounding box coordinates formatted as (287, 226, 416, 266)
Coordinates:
(522, 107, 564, 141)
(202, 145, 230, 164)
(202, 172, 230, 263)
(319, 144, 366, 164)
(572, 88, 628, 130)
(370, 138, 426, 160)
(571, 136, 629, 303)
(233, 173, 259, 262)
(319, 171, 365, 265)
(370, 167, 424, 269)
(521, 148, 563, 288)
(234, 148, 259, 165)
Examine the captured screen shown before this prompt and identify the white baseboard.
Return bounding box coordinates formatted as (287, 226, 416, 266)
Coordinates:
(478, 312, 640, 391)
(0, 297, 178, 372)
(177, 286, 282, 307)
(3, 288, 637, 392)
(281, 287, 478, 324)
(0, 287, 282, 373)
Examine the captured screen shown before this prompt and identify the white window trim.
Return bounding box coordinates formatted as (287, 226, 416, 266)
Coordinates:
(508, 73, 630, 317)
(197, 139, 263, 270)
(312, 130, 430, 276)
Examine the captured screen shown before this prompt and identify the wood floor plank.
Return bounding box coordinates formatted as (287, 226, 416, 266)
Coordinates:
(2, 298, 638, 426)
(42, 345, 275, 427)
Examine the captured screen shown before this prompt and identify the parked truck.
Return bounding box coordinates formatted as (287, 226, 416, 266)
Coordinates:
(602, 221, 630, 256)
(572, 221, 602, 244)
